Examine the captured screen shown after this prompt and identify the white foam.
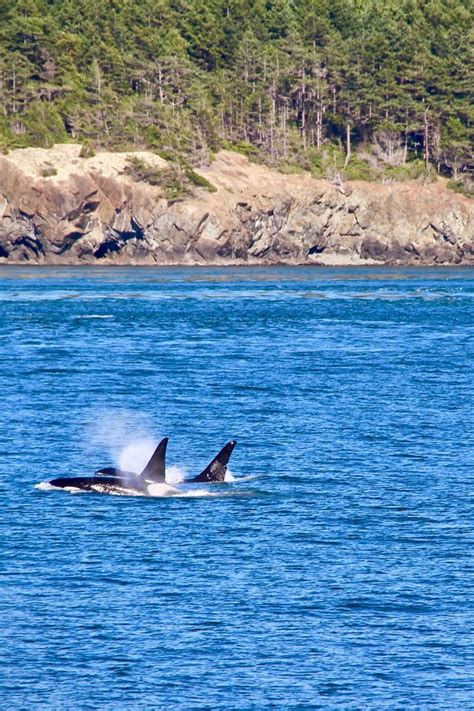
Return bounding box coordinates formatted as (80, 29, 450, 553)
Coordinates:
(234, 474, 259, 482)
(166, 464, 186, 484)
(76, 314, 114, 319)
(179, 489, 221, 497)
(224, 468, 235, 482)
(36, 480, 239, 499)
(35, 481, 57, 491)
(146, 482, 180, 497)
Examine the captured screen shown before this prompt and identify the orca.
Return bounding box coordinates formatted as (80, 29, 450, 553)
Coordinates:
(188, 440, 237, 483)
(48, 437, 178, 496)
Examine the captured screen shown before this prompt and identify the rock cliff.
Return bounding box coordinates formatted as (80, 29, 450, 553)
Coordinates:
(0, 145, 472, 265)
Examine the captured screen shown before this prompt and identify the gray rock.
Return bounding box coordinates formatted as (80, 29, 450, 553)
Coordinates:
(0, 148, 473, 265)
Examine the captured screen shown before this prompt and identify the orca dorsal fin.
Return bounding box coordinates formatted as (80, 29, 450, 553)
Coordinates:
(191, 440, 237, 482)
(140, 437, 169, 483)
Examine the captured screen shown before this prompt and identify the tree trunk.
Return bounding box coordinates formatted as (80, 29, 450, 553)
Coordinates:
(301, 101, 306, 150)
(270, 79, 276, 161)
(12, 64, 16, 113)
(301, 65, 306, 150)
(95, 64, 102, 101)
(281, 104, 287, 158)
(423, 109, 429, 167)
(158, 66, 165, 104)
(344, 122, 351, 167)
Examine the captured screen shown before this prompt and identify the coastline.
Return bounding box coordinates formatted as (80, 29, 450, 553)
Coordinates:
(1, 146, 472, 267)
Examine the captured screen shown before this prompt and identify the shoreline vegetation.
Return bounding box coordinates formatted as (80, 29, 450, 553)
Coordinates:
(0, 1, 472, 195)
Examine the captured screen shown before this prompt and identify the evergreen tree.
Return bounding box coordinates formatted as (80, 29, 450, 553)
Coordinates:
(0, 0, 471, 183)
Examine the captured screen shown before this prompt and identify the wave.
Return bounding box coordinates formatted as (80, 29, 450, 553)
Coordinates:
(35, 481, 250, 498)
(35, 481, 57, 491)
(75, 314, 114, 319)
(178, 489, 222, 497)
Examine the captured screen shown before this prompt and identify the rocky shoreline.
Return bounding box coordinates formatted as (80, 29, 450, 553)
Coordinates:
(0, 145, 472, 266)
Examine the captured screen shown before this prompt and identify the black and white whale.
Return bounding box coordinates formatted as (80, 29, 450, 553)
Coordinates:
(96, 439, 237, 485)
(47, 438, 238, 496)
(96, 439, 237, 484)
(48, 437, 177, 496)
(187, 440, 237, 483)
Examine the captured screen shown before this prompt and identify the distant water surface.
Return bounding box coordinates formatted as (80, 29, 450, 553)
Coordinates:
(1, 266, 474, 709)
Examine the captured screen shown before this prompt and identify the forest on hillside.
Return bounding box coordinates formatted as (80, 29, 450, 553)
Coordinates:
(0, 0, 472, 185)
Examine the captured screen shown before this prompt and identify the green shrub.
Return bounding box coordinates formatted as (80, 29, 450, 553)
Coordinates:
(185, 168, 217, 192)
(160, 170, 188, 200)
(223, 140, 260, 160)
(125, 156, 164, 185)
(79, 141, 96, 158)
(345, 156, 373, 181)
(156, 148, 179, 163)
(40, 166, 58, 177)
(278, 163, 305, 175)
(125, 157, 188, 199)
(307, 148, 325, 178)
(0, 116, 14, 152)
(22, 102, 68, 148)
(144, 125, 162, 148)
(383, 160, 427, 181)
(305, 144, 346, 179)
(125, 156, 217, 198)
(447, 179, 474, 198)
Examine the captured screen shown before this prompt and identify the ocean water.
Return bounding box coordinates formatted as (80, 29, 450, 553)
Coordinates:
(1, 265, 474, 709)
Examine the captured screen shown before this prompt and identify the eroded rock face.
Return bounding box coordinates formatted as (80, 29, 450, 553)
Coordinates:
(0, 146, 472, 265)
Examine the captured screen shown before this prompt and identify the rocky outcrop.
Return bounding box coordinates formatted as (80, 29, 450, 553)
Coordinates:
(0, 145, 473, 265)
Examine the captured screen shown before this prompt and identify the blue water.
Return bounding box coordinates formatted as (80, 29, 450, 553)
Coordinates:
(1, 266, 474, 709)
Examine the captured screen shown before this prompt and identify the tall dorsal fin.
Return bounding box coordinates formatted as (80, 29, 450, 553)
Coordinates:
(140, 437, 168, 483)
(191, 440, 237, 483)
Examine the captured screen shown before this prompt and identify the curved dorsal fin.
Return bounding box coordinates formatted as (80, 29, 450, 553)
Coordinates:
(140, 437, 169, 483)
(191, 440, 237, 482)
